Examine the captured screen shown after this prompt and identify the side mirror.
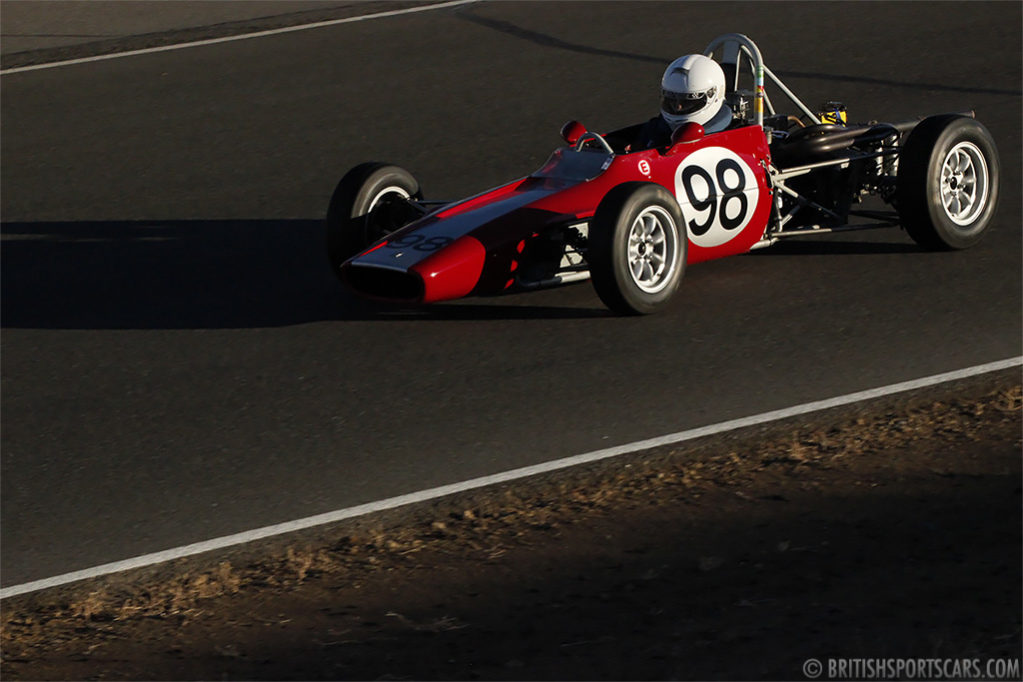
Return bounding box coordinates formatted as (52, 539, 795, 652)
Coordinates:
(561, 120, 587, 145)
(670, 122, 705, 146)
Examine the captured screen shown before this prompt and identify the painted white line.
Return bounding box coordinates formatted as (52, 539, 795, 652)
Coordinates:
(2, 356, 1019, 599)
(0, 0, 477, 75)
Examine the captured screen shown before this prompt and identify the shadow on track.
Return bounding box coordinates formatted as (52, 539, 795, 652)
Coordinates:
(2, 221, 928, 330)
(0, 220, 606, 330)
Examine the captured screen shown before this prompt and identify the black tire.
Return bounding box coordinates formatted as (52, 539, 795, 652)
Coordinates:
(326, 163, 421, 278)
(896, 115, 999, 250)
(588, 183, 687, 315)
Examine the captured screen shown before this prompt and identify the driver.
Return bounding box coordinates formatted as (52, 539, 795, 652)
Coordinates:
(632, 54, 732, 150)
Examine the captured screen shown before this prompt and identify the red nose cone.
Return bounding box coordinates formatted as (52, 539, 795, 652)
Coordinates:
(412, 236, 486, 303)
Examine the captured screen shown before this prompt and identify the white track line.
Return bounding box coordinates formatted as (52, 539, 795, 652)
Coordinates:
(2, 356, 1019, 599)
(0, 0, 477, 75)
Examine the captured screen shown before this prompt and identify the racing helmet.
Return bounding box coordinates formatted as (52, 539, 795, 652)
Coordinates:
(660, 54, 726, 130)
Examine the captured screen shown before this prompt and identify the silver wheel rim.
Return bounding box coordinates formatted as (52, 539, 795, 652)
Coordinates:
(940, 141, 988, 226)
(627, 206, 678, 294)
(368, 186, 410, 212)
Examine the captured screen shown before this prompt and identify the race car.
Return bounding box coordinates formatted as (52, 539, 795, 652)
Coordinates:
(326, 33, 1000, 315)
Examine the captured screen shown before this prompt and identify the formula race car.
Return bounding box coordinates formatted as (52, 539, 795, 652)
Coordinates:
(326, 33, 1000, 315)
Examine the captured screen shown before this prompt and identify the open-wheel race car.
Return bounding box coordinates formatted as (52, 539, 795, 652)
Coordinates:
(326, 33, 1000, 315)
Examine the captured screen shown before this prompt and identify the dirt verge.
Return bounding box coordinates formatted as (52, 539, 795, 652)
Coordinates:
(2, 382, 1020, 680)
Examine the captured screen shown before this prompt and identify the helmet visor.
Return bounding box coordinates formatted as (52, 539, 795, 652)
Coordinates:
(661, 89, 708, 117)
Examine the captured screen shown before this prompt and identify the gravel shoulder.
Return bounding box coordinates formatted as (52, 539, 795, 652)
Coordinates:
(2, 380, 1020, 680)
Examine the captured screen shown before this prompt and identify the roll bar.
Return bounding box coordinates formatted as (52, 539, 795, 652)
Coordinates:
(703, 33, 822, 127)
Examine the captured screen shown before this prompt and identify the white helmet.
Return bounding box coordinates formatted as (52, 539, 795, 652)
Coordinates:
(660, 54, 726, 131)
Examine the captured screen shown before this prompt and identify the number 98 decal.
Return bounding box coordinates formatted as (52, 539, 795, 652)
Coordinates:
(673, 147, 760, 248)
(385, 234, 454, 252)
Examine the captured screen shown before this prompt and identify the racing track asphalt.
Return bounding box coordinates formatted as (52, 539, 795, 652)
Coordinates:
(2, 1, 1020, 588)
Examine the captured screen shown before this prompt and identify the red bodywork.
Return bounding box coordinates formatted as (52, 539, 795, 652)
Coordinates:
(340, 123, 773, 304)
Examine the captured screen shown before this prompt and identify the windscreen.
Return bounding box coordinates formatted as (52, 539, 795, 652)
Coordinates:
(531, 148, 612, 182)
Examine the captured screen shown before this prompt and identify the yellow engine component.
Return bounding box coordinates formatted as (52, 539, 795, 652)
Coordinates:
(820, 101, 847, 126)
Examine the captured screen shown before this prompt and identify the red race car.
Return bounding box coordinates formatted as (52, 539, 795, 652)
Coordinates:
(327, 33, 999, 314)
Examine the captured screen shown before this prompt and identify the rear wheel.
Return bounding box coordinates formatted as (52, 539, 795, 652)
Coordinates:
(896, 115, 999, 250)
(326, 163, 421, 279)
(588, 183, 686, 315)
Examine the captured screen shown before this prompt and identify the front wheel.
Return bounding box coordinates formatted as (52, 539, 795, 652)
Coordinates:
(896, 115, 999, 250)
(588, 183, 687, 315)
(326, 163, 422, 279)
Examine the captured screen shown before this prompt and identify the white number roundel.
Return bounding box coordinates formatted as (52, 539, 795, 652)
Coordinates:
(673, 147, 759, 248)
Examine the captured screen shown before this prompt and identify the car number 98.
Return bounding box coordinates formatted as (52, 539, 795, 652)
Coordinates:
(673, 147, 760, 248)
